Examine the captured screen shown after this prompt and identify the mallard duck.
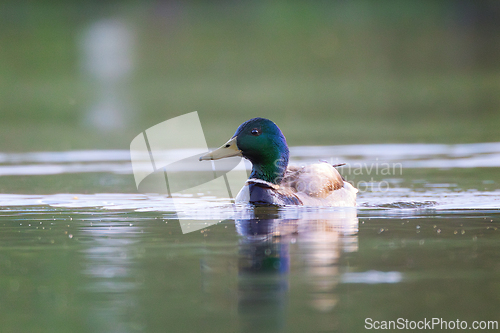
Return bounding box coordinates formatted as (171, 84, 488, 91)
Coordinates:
(199, 118, 357, 206)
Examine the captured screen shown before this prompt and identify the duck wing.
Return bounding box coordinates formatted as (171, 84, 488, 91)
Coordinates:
(281, 163, 345, 199)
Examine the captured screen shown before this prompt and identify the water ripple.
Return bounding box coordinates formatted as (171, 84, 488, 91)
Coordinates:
(0, 142, 499, 176)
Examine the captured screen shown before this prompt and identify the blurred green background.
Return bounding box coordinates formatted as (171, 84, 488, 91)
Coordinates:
(1, 0, 499, 152)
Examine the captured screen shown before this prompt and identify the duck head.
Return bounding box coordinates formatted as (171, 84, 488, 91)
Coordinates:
(200, 118, 289, 185)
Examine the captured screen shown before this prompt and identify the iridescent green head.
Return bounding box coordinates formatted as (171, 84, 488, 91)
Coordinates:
(200, 118, 289, 184)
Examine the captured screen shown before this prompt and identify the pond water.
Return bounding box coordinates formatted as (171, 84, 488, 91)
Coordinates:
(1, 143, 500, 333)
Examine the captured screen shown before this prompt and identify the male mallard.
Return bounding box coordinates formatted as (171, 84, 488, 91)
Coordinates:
(199, 118, 357, 206)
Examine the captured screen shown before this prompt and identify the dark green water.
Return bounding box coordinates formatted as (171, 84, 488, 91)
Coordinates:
(0, 145, 500, 332)
(1, 206, 499, 332)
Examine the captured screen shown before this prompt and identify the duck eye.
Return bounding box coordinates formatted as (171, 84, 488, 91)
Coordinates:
(251, 128, 261, 136)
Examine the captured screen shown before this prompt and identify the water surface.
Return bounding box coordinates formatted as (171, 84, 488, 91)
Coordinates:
(1, 143, 499, 332)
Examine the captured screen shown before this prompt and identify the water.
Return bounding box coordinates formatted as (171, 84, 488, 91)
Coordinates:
(1, 143, 500, 332)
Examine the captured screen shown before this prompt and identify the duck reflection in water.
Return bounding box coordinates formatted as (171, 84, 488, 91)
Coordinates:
(235, 205, 358, 333)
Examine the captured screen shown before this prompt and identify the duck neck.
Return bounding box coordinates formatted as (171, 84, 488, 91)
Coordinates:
(249, 150, 288, 185)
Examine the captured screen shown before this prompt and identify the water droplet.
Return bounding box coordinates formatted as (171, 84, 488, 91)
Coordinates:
(419, 239, 425, 245)
(378, 228, 385, 234)
(264, 249, 272, 255)
(454, 230, 458, 235)
(68, 234, 73, 239)
(461, 230, 465, 235)
(416, 225, 420, 229)
(436, 229, 441, 234)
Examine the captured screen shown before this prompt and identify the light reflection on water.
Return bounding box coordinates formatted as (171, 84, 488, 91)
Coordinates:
(0, 142, 500, 176)
(200, 206, 359, 333)
(0, 145, 499, 332)
(81, 223, 143, 333)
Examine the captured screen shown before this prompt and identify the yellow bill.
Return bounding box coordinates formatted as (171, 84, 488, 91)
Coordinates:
(199, 136, 242, 161)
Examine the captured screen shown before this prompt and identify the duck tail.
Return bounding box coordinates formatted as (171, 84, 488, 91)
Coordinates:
(318, 159, 346, 168)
